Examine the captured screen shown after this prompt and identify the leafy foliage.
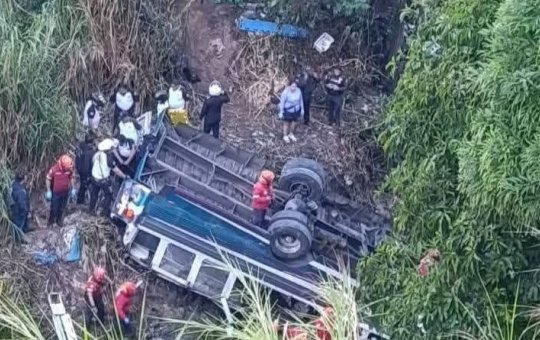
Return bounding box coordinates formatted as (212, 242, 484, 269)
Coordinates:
(360, 0, 540, 338)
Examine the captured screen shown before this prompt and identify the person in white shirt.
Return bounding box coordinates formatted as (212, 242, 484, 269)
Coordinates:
(81, 93, 106, 130)
(89, 138, 128, 217)
(110, 85, 139, 132)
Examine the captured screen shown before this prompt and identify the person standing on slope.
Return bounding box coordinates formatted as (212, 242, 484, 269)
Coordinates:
(81, 93, 107, 131)
(110, 84, 139, 132)
(45, 154, 76, 227)
(84, 266, 107, 324)
(200, 80, 230, 139)
(296, 66, 319, 125)
(10, 172, 31, 235)
(89, 138, 128, 217)
(251, 170, 275, 227)
(115, 281, 138, 336)
(75, 134, 96, 205)
(324, 68, 346, 126)
(279, 79, 304, 143)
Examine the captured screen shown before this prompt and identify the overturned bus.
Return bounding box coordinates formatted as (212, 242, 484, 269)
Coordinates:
(112, 116, 391, 339)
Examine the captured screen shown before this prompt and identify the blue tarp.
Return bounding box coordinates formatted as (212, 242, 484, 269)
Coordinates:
(237, 18, 309, 39)
(66, 230, 81, 262)
(33, 252, 58, 265)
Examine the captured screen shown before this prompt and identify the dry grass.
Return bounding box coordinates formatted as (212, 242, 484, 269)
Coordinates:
(229, 37, 289, 117)
(65, 0, 176, 104)
(225, 33, 386, 201)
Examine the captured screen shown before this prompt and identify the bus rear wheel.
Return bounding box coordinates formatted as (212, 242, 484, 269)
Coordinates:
(268, 218, 312, 261)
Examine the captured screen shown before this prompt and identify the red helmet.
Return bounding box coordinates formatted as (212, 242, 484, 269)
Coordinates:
(58, 154, 74, 171)
(259, 170, 275, 184)
(119, 281, 137, 296)
(93, 266, 106, 283)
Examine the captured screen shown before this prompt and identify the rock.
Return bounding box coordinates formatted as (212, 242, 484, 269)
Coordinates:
(209, 38, 225, 59)
(241, 9, 258, 19)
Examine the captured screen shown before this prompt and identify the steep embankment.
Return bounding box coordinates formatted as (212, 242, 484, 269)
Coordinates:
(361, 0, 540, 338)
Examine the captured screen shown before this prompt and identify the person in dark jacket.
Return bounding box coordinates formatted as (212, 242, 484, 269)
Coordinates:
(200, 81, 230, 138)
(76, 134, 96, 204)
(296, 66, 319, 125)
(10, 172, 30, 233)
(324, 68, 347, 126)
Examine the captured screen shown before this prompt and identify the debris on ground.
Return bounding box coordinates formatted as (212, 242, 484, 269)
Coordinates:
(3, 208, 217, 339)
(237, 17, 309, 39)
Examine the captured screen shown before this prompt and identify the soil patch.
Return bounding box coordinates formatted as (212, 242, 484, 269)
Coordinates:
(177, 1, 387, 202)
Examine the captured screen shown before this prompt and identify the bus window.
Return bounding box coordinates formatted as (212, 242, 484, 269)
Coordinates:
(227, 278, 248, 307)
(159, 244, 195, 280)
(192, 260, 229, 298)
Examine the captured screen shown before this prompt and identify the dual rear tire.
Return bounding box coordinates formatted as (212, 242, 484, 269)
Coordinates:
(268, 159, 326, 261)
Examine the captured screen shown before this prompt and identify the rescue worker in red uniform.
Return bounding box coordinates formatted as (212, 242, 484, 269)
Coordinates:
(115, 281, 138, 335)
(84, 267, 106, 323)
(46, 154, 76, 227)
(314, 307, 334, 340)
(251, 170, 275, 227)
(274, 307, 334, 340)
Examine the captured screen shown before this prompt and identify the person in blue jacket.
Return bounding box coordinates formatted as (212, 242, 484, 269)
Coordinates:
(10, 172, 30, 234)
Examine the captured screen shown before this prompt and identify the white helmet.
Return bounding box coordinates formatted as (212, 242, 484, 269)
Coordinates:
(97, 138, 119, 151)
(208, 80, 222, 96)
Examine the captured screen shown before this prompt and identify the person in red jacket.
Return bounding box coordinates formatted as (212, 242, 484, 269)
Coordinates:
(314, 307, 334, 340)
(46, 154, 76, 227)
(115, 281, 138, 335)
(251, 170, 275, 227)
(84, 267, 106, 324)
(273, 307, 334, 340)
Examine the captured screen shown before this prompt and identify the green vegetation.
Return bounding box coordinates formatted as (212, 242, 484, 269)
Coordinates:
(3, 0, 540, 338)
(166, 264, 368, 340)
(0, 0, 82, 239)
(0, 289, 45, 340)
(0, 0, 172, 239)
(361, 0, 540, 338)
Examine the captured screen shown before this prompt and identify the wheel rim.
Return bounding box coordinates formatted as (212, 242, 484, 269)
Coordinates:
(275, 233, 301, 254)
(290, 181, 311, 196)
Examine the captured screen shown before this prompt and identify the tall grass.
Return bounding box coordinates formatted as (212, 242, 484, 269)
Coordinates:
(0, 0, 175, 240)
(0, 285, 45, 340)
(162, 258, 372, 340)
(66, 0, 175, 104)
(0, 0, 79, 168)
(0, 0, 83, 239)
